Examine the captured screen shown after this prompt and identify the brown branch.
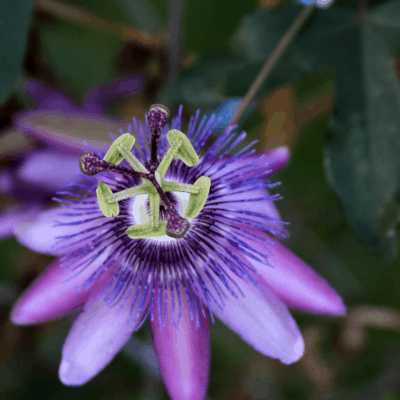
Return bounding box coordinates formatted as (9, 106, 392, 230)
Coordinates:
(228, 5, 315, 129)
(35, 0, 167, 49)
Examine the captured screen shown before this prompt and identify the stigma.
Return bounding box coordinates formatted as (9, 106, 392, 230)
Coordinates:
(79, 104, 211, 240)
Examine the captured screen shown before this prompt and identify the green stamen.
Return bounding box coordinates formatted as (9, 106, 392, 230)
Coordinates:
(149, 193, 160, 228)
(126, 221, 168, 239)
(117, 142, 149, 173)
(104, 133, 135, 165)
(97, 181, 119, 217)
(91, 107, 210, 240)
(185, 176, 211, 219)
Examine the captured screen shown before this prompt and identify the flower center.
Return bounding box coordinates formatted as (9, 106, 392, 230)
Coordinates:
(79, 104, 211, 240)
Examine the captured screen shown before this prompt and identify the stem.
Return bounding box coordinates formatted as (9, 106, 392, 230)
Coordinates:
(228, 5, 315, 129)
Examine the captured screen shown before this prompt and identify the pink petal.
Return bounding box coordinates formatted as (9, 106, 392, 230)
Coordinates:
(150, 291, 210, 400)
(10, 249, 116, 325)
(208, 268, 304, 365)
(241, 228, 346, 316)
(14, 207, 100, 256)
(59, 296, 144, 386)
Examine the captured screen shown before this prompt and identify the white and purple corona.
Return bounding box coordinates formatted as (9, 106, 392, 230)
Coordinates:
(11, 104, 346, 400)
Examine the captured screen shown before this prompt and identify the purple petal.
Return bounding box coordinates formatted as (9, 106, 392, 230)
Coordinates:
(10, 251, 116, 325)
(59, 297, 141, 386)
(82, 74, 144, 114)
(208, 268, 304, 365)
(16, 150, 80, 192)
(150, 292, 210, 400)
(16, 110, 126, 154)
(241, 228, 346, 316)
(0, 205, 43, 239)
(0, 170, 14, 196)
(14, 207, 100, 256)
(24, 80, 77, 111)
(208, 146, 290, 181)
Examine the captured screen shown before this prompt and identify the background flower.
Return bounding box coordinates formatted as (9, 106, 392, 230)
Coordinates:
(0, 75, 142, 240)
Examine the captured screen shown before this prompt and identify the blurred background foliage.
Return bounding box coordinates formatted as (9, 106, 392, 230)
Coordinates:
(1, 0, 400, 399)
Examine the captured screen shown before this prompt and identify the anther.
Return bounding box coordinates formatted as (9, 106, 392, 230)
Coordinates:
(157, 130, 199, 179)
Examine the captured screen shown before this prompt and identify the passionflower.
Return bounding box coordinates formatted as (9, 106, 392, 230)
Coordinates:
(11, 104, 346, 400)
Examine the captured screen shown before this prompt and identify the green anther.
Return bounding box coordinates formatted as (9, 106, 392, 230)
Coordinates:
(106, 182, 156, 203)
(93, 122, 210, 240)
(157, 130, 199, 180)
(185, 176, 211, 218)
(149, 193, 160, 228)
(117, 142, 149, 173)
(162, 181, 200, 194)
(157, 138, 182, 180)
(126, 221, 167, 239)
(167, 130, 199, 167)
(104, 133, 135, 165)
(97, 181, 119, 217)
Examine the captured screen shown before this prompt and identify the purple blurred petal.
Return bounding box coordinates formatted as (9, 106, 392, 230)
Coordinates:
(150, 292, 210, 400)
(24, 80, 77, 111)
(16, 150, 80, 192)
(0, 205, 43, 239)
(16, 111, 126, 154)
(10, 252, 116, 325)
(14, 207, 100, 256)
(0, 170, 14, 196)
(209, 267, 304, 365)
(82, 74, 144, 114)
(242, 228, 346, 316)
(59, 297, 141, 386)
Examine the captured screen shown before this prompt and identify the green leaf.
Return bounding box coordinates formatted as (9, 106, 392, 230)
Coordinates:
(0, 0, 34, 104)
(290, 1, 400, 260)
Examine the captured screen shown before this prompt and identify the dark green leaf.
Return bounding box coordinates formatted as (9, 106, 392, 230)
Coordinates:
(0, 0, 34, 104)
(292, 1, 400, 260)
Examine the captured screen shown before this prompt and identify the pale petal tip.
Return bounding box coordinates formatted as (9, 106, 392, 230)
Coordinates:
(281, 333, 305, 365)
(329, 297, 347, 317)
(59, 360, 90, 386)
(272, 145, 290, 162)
(9, 302, 34, 326)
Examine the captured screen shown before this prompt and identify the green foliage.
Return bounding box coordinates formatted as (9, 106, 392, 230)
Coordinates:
(39, 20, 121, 98)
(166, 0, 400, 260)
(0, 0, 34, 104)
(295, 1, 400, 260)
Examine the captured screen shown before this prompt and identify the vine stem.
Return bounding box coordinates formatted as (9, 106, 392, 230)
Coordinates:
(228, 5, 315, 129)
